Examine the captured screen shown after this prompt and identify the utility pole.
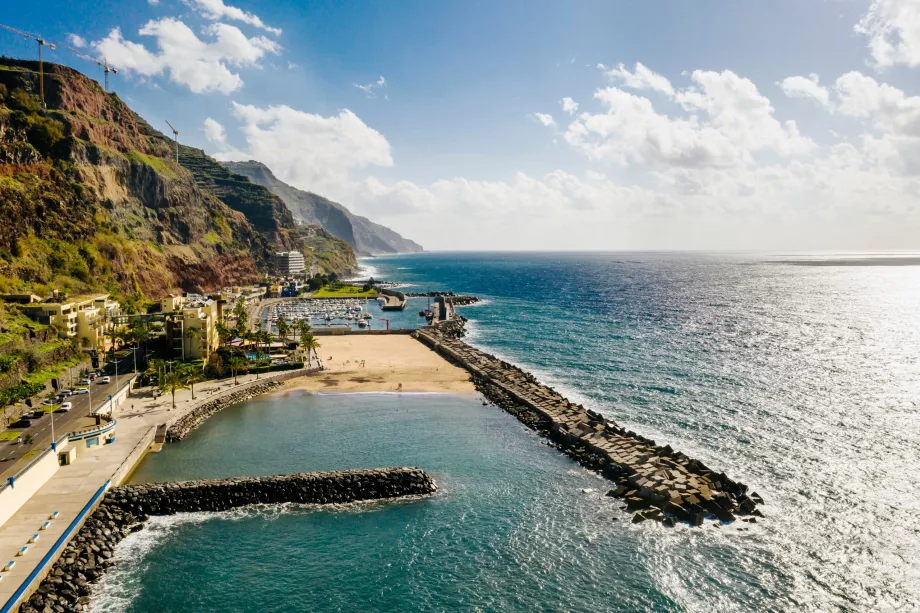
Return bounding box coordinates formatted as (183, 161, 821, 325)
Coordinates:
(0, 24, 55, 107)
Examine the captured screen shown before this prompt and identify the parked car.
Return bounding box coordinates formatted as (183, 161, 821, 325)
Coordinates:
(72, 388, 89, 395)
(100, 376, 111, 384)
(30, 411, 44, 419)
(17, 417, 32, 428)
(77, 378, 90, 385)
(57, 390, 73, 398)
(59, 402, 73, 412)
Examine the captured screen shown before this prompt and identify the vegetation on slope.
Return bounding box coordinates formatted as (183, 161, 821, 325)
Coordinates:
(0, 58, 287, 299)
(293, 224, 357, 277)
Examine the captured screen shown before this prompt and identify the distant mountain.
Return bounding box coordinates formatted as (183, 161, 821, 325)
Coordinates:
(221, 161, 423, 256)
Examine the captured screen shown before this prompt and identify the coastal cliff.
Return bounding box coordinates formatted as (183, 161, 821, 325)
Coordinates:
(0, 59, 293, 299)
(222, 160, 423, 255)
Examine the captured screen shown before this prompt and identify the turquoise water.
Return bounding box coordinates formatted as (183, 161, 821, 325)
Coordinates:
(97, 253, 920, 612)
(99, 393, 668, 612)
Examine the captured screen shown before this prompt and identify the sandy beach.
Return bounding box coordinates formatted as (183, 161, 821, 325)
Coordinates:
(276, 335, 476, 393)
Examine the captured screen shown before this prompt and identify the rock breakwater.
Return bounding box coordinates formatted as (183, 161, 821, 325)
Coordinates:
(407, 292, 480, 306)
(415, 325, 763, 527)
(166, 380, 284, 441)
(19, 468, 436, 613)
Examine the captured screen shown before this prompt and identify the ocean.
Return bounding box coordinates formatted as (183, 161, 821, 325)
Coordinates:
(95, 252, 920, 612)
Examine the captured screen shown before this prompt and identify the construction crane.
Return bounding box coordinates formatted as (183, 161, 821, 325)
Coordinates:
(165, 120, 179, 163)
(0, 23, 55, 107)
(58, 42, 117, 92)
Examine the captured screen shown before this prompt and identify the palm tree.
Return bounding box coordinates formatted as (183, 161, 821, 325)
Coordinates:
(276, 316, 289, 346)
(296, 320, 311, 343)
(182, 326, 198, 361)
(302, 335, 320, 368)
(158, 370, 189, 410)
(229, 355, 248, 384)
(179, 364, 204, 400)
(145, 358, 168, 385)
(216, 322, 232, 350)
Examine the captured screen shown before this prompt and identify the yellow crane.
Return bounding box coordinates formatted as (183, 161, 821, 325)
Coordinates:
(58, 42, 118, 92)
(0, 23, 55, 107)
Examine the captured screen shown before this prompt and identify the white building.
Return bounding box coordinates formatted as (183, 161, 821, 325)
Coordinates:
(274, 251, 306, 275)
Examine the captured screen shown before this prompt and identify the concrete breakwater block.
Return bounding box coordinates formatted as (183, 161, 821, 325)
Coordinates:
(18, 468, 437, 613)
(416, 326, 764, 528)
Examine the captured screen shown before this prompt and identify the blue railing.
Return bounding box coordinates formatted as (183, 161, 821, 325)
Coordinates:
(0, 480, 110, 613)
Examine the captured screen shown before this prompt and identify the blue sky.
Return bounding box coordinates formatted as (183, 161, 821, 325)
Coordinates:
(3, 0, 920, 250)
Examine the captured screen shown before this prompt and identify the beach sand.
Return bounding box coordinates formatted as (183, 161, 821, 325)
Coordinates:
(276, 335, 476, 393)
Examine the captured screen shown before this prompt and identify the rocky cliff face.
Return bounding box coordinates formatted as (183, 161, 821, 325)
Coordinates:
(221, 160, 423, 255)
(0, 59, 289, 299)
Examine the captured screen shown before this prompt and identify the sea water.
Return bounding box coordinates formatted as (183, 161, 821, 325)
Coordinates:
(94, 252, 920, 612)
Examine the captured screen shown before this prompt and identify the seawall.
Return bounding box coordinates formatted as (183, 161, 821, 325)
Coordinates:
(18, 468, 436, 613)
(415, 324, 764, 527)
(165, 368, 318, 441)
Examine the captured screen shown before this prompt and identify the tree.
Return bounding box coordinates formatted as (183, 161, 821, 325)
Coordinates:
(276, 315, 289, 346)
(158, 370, 189, 410)
(229, 355, 248, 385)
(216, 322, 232, 349)
(296, 320, 311, 342)
(179, 364, 204, 400)
(146, 358, 168, 385)
(302, 335, 320, 368)
(182, 326, 198, 360)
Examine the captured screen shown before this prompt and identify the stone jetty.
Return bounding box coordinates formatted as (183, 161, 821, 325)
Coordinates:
(166, 380, 284, 441)
(415, 324, 764, 527)
(406, 292, 480, 306)
(19, 468, 436, 613)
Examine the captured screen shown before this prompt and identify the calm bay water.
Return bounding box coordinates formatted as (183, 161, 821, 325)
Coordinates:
(98, 253, 920, 612)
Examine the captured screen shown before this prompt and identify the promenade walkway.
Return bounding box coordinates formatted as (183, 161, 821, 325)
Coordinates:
(0, 369, 297, 608)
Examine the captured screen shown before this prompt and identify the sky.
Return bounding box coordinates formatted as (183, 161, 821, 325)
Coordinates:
(3, 0, 920, 251)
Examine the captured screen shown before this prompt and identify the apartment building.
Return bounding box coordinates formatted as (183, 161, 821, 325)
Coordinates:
(163, 298, 222, 360)
(22, 295, 120, 349)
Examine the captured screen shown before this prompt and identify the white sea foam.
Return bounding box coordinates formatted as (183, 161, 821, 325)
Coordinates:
(345, 260, 380, 281)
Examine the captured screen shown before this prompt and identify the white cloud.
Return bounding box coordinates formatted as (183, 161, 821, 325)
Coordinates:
(565, 68, 813, 170)
(148, 0, 160, 5)
(533, 112, 555, 127)
(203, 117, 227, 146)
(855, 0, 920, 68)
(67, 34, 87, 49)
(560, 97, 579, 114)
(209, 61, 920, 250)
(601, 62, 675, 97)
(780, 73, 831, 107)
(354, 75, 387, 98)
(185, 0, 282, 35)
(92, 18, 280, 94)
(214, 102, 393, 197)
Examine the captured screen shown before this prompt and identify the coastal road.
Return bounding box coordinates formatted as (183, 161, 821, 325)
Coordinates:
(0, 352, 136, 480)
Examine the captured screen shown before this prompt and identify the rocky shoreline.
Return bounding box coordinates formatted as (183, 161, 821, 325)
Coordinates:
(19, 468, 436, 613)
(165, 380, 284, 442)
(415, 323, 764, 527)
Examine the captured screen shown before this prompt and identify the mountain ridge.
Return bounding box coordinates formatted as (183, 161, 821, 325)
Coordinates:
(0, 58, 355, 300)
(220, 160, 423, 256)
